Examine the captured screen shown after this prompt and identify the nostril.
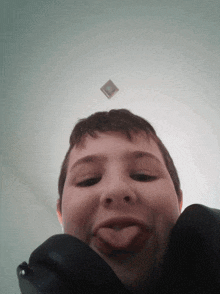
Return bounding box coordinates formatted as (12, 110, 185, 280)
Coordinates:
(106, 198, 112, 204)
(124, 196, 130, 202)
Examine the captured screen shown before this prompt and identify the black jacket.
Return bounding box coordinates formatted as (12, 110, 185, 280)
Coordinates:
(17, 204, 220, 293)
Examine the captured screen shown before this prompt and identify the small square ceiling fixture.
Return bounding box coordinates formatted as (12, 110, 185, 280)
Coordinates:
(100, 79, 119, 99)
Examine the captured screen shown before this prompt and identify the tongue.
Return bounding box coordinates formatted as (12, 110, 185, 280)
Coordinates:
(97, 226, 142, 250)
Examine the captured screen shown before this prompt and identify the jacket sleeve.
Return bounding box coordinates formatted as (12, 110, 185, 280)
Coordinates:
(160, 204, 220, 294)
(17, 234, 130, 294)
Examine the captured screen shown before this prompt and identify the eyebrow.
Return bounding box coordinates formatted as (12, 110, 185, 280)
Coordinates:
(69, 151, 163, 173)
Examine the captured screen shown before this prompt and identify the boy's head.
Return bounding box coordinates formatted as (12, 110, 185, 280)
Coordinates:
(56, 109, 183, 291)
(58, 109, 182, 212)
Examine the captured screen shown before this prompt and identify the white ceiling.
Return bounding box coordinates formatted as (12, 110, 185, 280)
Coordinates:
(2, 0, 220, 212)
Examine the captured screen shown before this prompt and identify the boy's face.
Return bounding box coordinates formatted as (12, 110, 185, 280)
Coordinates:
(57, 131, 182, 289)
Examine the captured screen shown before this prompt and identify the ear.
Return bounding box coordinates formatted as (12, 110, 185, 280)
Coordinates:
(56, 199, 63, 225)
(178, 189, 183, 212)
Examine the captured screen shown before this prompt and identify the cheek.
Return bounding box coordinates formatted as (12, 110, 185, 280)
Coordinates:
(151, 182, 180, 240)
(62, 189, 99, 241)
(140, 179, 180, 221)
(144, 182, 180, 249)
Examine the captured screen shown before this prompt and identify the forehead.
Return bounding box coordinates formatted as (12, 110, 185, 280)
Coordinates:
(68, 131, 165, 171)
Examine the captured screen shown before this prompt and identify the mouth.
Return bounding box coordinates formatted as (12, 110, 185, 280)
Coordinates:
(94, 217, 147, 233)
(93, 217, 151, 256)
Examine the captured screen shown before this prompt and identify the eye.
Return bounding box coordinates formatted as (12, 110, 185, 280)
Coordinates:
(77, 177, 101, 187)
(131, 173, 156, 182)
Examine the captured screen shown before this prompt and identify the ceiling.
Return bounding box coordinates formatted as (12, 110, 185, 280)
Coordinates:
(2, 0, 220, 211)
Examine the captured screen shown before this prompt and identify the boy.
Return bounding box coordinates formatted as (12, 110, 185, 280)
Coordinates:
(17, 109, 220, 293)
(56, 108, 183, 292)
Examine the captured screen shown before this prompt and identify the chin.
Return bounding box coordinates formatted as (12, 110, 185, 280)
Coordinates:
(93, 239, 167, 294)
(119, 255, 165, 294)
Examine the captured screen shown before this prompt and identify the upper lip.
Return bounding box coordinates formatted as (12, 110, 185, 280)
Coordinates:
(93, 216, 148, 236)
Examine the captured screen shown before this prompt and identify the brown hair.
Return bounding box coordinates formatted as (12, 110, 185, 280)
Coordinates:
(58, 109, 181, 212)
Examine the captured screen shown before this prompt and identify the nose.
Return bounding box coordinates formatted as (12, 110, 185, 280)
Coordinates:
(100, 174, 137, 208)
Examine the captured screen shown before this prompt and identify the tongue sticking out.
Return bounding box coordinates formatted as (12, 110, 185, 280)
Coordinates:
(96, 226, 143, 252)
